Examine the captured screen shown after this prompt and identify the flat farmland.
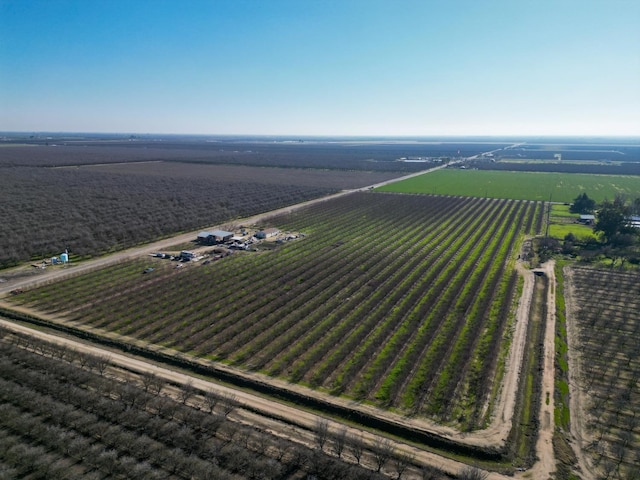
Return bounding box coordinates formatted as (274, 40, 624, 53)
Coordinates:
(566, 267, 640, 479)
(10, 192, 544, 430)
(0, 162, 400, 268)
(0, 137, 510, 170)
(377, 169, 640, 202)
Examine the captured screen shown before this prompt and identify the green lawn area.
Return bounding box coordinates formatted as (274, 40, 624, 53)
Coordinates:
(548, 204, 597, 240)
(377, 169, 640, 203)
(550, 204, 576, 218)
(549, 223, 596, 240)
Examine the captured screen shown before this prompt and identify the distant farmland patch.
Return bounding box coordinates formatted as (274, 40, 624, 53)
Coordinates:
(377, 169, 640, 202)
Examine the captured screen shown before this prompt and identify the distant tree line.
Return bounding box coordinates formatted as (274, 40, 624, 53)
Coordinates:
(0, 141, 503, 171)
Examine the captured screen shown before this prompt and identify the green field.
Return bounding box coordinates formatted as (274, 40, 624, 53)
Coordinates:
(377, 169, 640, 203)
(548, 204, 597, 240)
(548, 223, 596, 240)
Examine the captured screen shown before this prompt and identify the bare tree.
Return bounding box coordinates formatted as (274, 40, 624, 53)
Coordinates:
(254, 429, 271, 456)
(371, 437, 395, 473)
(119, 384, 145, 408)
(92, 355, 111, 376)
(77, 352, 91, 369)
(347, 433, 364, 464)
(421, 464, 442, 480)
(392, 451, 415, 480)
(458, 465, 488, 480)
(272, 439, 290, 462)
(330, 426, 348, 458)
(203, 389, 220, 413)
(314, 418, 329, 451)
(178, 381, 197, 405)
(141, 371, 164, 395)
(219, 392, 239, 417)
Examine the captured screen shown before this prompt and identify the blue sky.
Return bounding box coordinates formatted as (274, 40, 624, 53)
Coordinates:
(1, 0, 639, 136)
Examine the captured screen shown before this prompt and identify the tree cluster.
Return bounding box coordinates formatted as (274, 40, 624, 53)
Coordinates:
(565, 193, 640, 264)
(594, 196, 635, 244)
(0, 140, 500, 170)
(569, 193, 595, 214)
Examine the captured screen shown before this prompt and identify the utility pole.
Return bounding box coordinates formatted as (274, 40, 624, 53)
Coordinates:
(545, 193, 552, 238)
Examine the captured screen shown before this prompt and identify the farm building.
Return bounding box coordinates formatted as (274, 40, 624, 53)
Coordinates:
(579, 214, 595, 225)
(254, 228, 280, 239)
(197, 230, 234, 244)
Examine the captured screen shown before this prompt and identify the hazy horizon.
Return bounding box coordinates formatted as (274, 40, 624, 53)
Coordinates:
(2, 1, 639, 136)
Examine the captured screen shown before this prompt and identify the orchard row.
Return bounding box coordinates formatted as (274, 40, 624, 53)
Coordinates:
(569, 267, 640, 479)
(13, 192, 544, 429)
(0, 327, 401, 480)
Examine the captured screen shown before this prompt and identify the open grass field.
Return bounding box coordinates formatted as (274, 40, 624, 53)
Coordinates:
(9, 192, 544, 431)
(377, 169, 640, 203)
(548, 204, 598, 241)
(548, 223, 596, 241)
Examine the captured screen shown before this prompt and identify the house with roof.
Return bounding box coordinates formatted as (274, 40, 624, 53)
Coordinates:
(197, 230, 234, 244)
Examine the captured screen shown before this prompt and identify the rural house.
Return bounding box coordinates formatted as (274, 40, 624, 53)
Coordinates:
(197, 230, 234, 244)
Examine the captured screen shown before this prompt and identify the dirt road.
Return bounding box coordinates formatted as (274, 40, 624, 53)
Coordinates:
(526, 260, 557, 480)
